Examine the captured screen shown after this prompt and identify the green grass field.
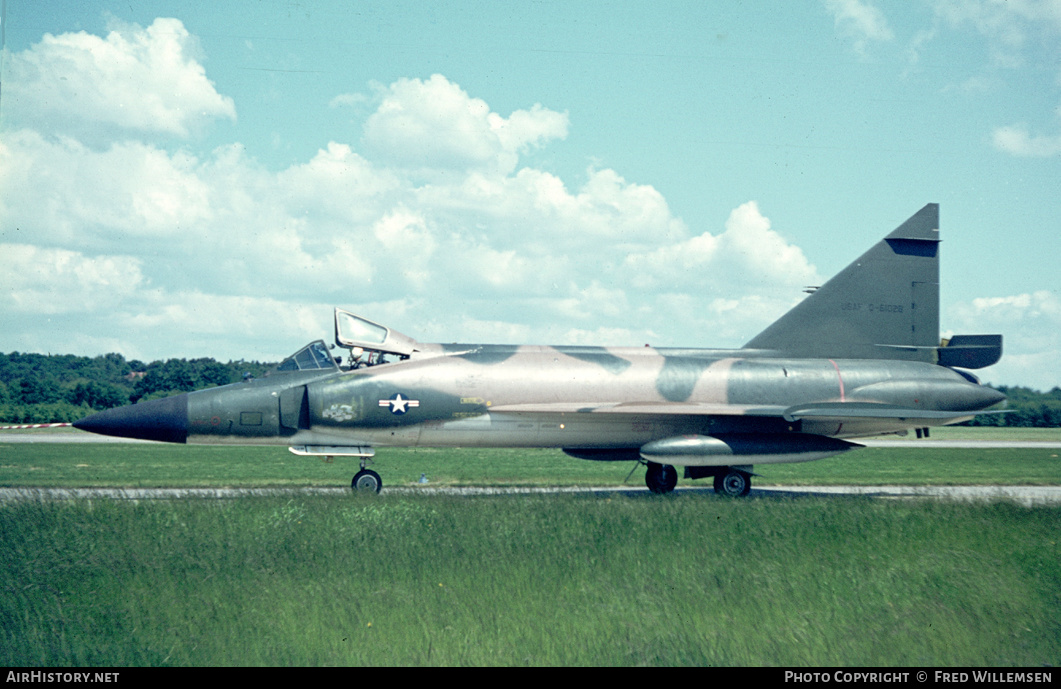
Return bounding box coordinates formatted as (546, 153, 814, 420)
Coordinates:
(2, 493, 1059, 666)
(1, 431, 1059, 666)
(924, 427, 1061, 442)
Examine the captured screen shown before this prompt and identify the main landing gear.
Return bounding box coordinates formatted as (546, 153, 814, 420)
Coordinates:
(644, 462, 753, 497)
(713, 469, 752, 497)
(644, 462, 678, 494)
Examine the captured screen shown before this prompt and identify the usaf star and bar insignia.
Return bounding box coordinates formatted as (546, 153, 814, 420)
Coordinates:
(379, 393, 420, 415)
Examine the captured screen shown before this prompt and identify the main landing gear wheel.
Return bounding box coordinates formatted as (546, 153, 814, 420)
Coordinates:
(645, 462, 678, 494)
(714, 469, 751, 497)
(352, 468, 382, 493)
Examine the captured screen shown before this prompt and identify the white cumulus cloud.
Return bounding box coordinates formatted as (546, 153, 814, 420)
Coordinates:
(992, 122, 1061, 157)
(823, 0, 894, 54)
(4, 17, 235, 139)
(947, 290, 1061, 390)
(361, 74, 568, 177)
(0, 21, 836, 363)
(0, 245, 146, 314)
(622, 201, 819, 293)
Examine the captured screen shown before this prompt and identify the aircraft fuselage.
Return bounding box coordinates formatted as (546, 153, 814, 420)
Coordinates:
(177, 345, 1001, 456)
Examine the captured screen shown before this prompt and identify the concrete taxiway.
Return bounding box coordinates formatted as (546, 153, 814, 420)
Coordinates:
(860, 439, 1061, 449)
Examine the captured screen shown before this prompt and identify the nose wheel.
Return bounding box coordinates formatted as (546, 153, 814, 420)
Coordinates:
(352, 468, 382, 493)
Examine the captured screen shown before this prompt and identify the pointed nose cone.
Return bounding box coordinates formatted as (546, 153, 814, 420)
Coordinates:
(73, 393, 189, 443)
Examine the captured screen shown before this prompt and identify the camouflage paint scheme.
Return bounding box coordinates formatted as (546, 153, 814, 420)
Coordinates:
(74, 204, 1006, 495)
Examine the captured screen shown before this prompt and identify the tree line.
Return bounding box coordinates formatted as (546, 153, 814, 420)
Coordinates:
(0, 351, 273, 424)
(0, 350, 1058, 426)
(961, 385, 1061, 428)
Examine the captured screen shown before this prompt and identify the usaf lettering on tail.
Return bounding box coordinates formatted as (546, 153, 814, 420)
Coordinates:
(74, 204, 1006, 496)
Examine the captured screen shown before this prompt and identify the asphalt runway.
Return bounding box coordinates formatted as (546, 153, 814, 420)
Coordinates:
(860, 439, 1061, 449)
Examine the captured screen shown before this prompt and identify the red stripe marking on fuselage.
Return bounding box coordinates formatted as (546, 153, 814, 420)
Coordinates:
(828, 359, 846, 402)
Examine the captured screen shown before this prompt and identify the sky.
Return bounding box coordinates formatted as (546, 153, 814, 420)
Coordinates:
(0, 0, 1059, 389)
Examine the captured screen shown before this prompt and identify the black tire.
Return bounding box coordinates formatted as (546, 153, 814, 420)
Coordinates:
(352, 469, 382, 493)
(714, 469, 751, 497)
(645, 462, 678, 494)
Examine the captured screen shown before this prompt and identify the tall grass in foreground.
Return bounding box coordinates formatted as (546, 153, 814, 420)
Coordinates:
(2, 493, 1058, 666)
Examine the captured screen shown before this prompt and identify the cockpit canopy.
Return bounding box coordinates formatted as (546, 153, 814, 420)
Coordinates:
(334, 308, 418, 357)
(275, 340, 339, 372)
(272, 309, 421, 375)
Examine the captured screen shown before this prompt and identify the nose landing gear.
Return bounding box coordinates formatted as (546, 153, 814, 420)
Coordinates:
(352, 468, 382, 493)
(351, 456, 382, 493)
(289, 445, 381, 492)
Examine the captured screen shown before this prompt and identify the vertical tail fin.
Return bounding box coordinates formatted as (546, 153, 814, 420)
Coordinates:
(743, 204, 940, 361)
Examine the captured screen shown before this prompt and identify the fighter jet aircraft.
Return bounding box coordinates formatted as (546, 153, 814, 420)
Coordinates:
(74, 204, 1005, 496)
